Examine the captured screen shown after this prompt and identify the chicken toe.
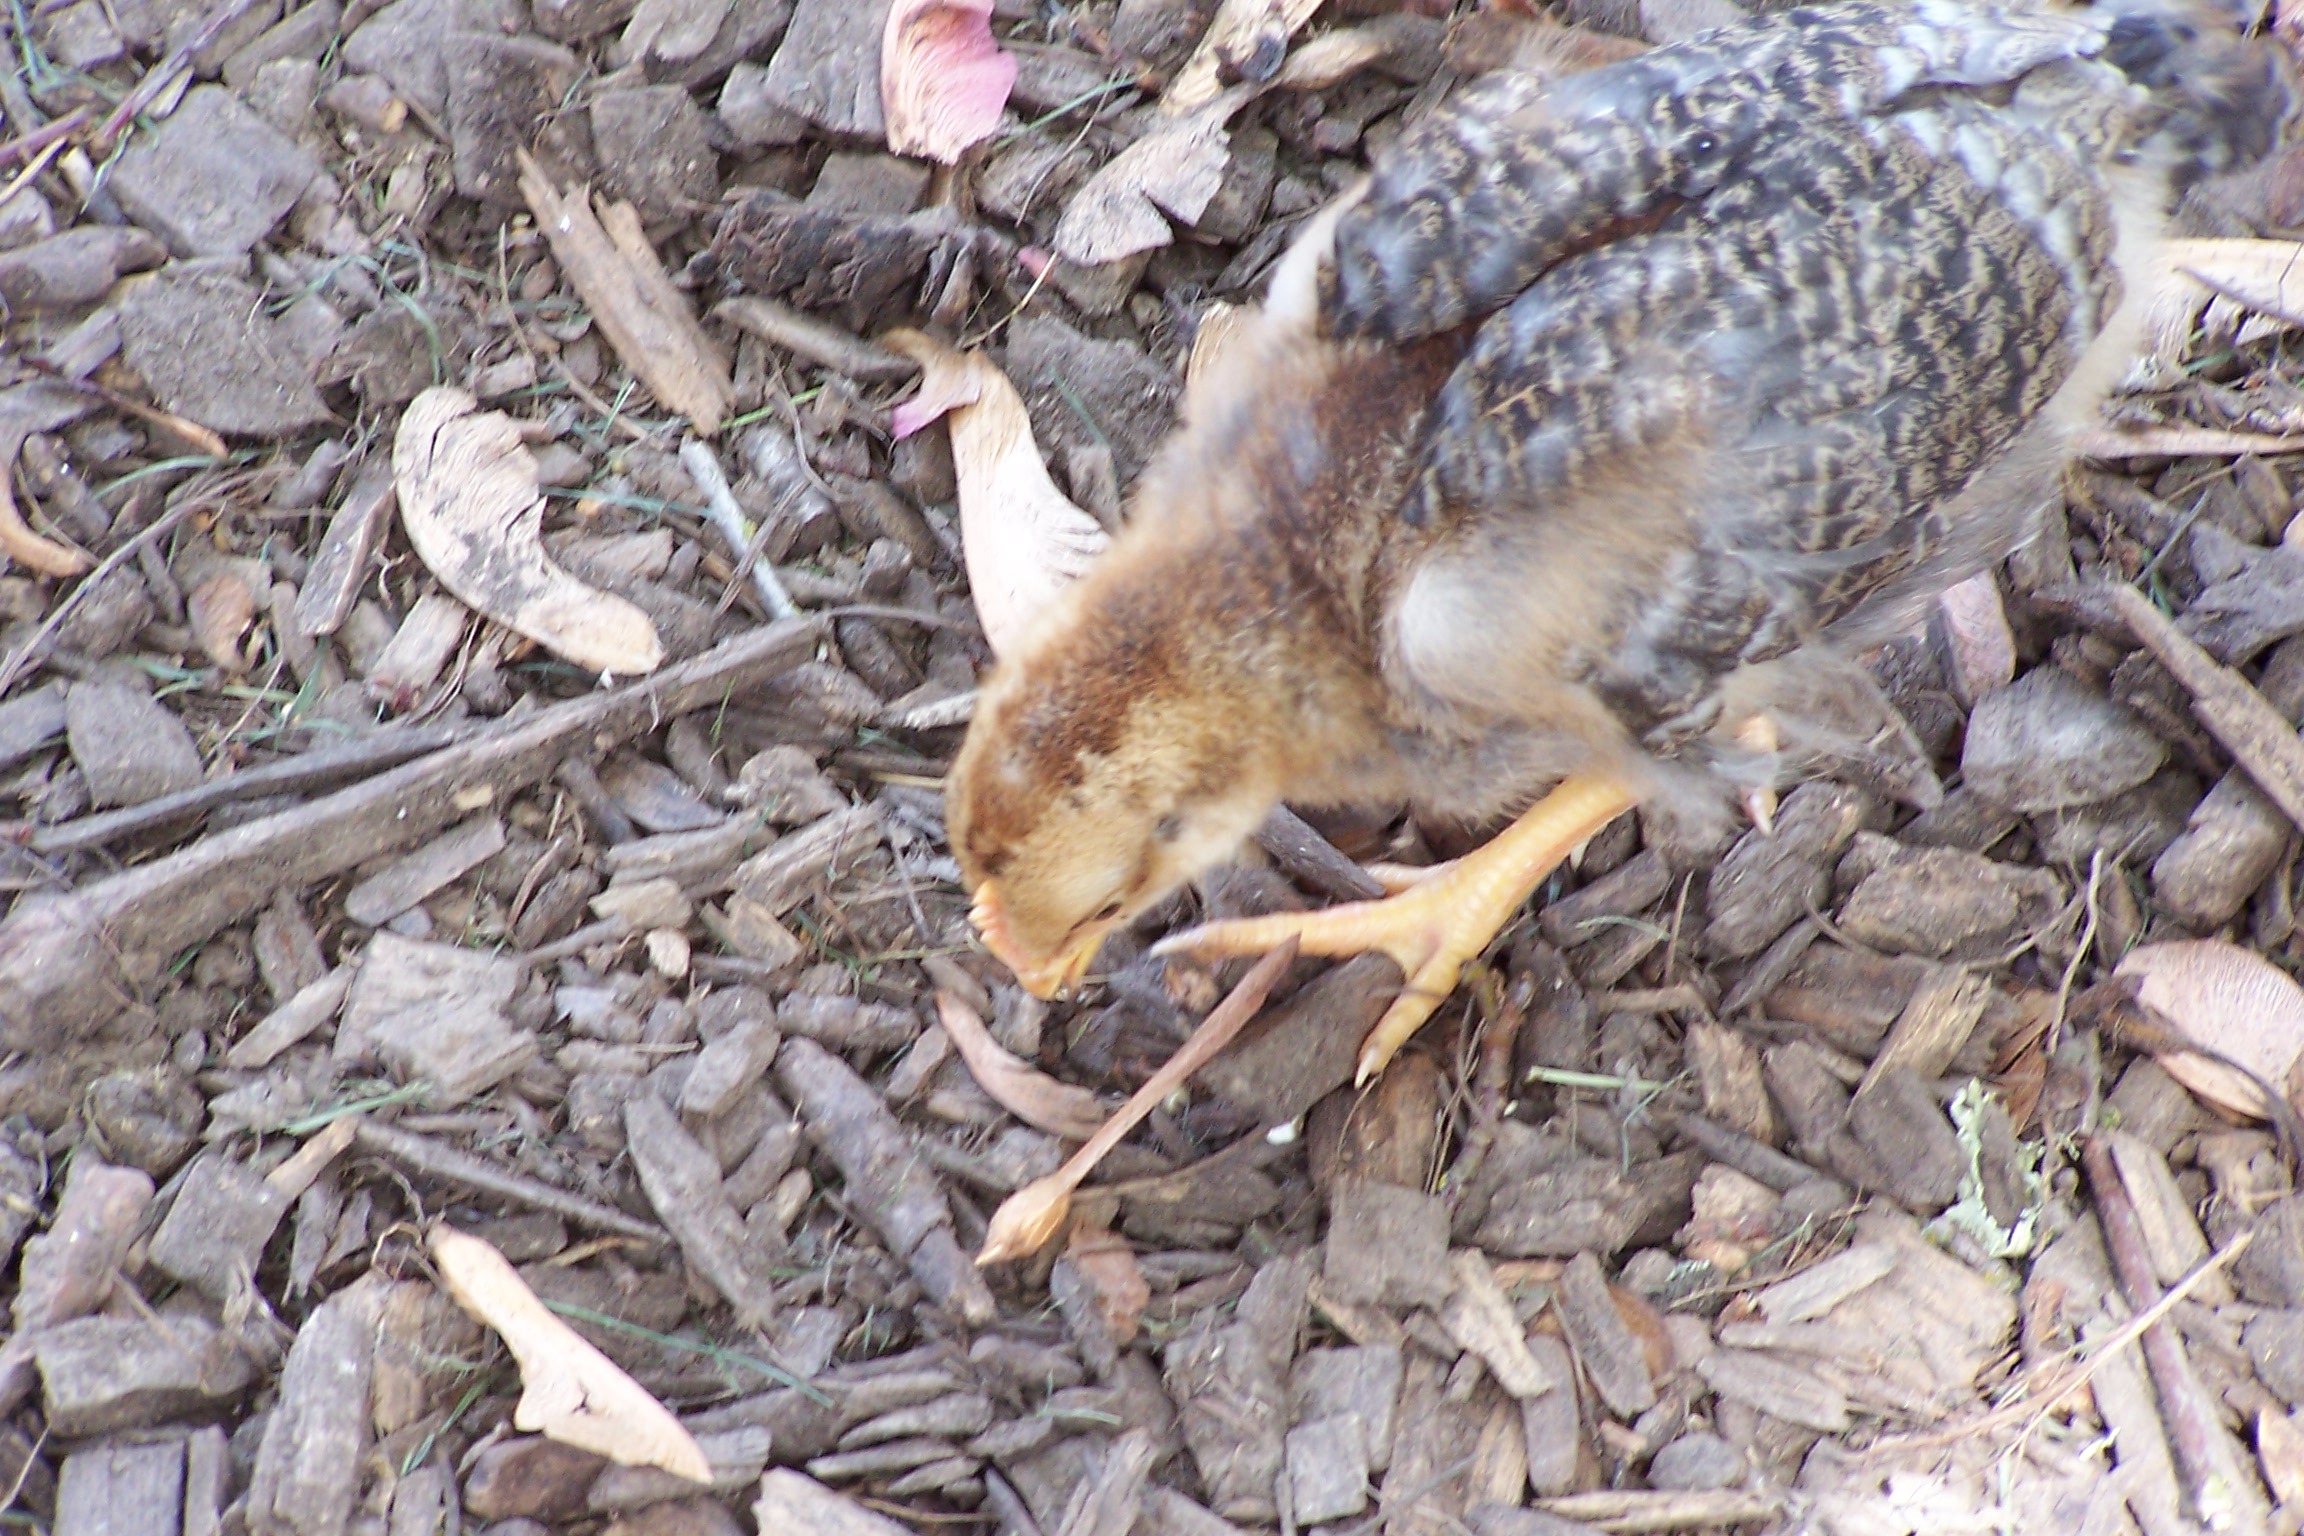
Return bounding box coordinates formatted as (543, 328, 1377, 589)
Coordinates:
(1155, 774, 1639, 1083)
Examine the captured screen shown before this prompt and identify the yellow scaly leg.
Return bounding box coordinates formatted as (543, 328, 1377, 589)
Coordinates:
(1152, 773, 1640, 1084)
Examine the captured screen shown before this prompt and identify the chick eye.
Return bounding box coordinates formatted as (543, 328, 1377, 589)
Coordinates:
(1690, 131, 1719, 156)
(1154, 813, 1184, 842)
(1092, 899, 1124, 921)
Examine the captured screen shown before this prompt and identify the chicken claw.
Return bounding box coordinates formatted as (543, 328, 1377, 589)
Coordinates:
(1153, 774, 1640, 1083)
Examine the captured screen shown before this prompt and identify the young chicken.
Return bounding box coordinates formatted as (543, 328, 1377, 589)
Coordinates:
(948, 0, 2299, 1082)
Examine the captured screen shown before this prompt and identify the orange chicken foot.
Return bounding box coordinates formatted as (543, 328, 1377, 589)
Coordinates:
(1154, 774, 1640, 1084)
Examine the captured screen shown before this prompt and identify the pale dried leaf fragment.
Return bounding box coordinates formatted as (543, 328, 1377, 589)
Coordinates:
(518, 150, 733, 435)
(265, 1115, 361, 1200)
(0, 485, 90, 575)
(2116, 939, 2304, 1121)
(2260, 1407, 2304, 1507)
(2142, 239, 2304, 375)
(1164, 0, 1325, 113)
(1052, 101, 1235, 266)
(429, 1224, 711, 1481)
(935, 990, 1107, 1140)
(1440, 1248, 1555, 1399)
(393, 387, 663, 677)
(882, 0, 1016, 164)
(188, 568, 259, 672)
(881, 330, 1109, 655)
(1443, 8, 1650, 74)
(618, 0, 724, 66)
(1934, 572, 2015, 708)
(1272, 25, 1399, 89)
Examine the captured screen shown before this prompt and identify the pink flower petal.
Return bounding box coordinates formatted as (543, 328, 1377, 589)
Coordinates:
(889, 359, 984, 440)
(883, 0, 1018, 165)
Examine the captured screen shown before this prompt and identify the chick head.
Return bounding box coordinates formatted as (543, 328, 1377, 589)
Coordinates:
(946, 616, 1278, 1000)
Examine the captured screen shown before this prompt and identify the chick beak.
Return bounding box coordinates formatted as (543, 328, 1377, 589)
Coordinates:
(971, 883, 1104, 999)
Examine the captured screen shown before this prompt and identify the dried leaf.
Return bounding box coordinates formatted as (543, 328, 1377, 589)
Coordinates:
(2143, 238, 2304, 373)
(2116, 939, 2304, 1120)
(882, 0, 1017, 164)
(618, 0, 724, 65)
(935, 990, 1107, 1140)
(2261, 1407, 2304, 1507)
(881, 331, 1109, 655)
(393, 387, 664, 677)
(0, 387, 95, 578)
(1165, 0, 1324, 113)
(1052, 102, 1235, 267)
(188, 569, 258, 673)
(1065, 1220, 1150, 1345)
(1441, 1248, 1556, 1399)
(428, 1225, 711, 1482)
(1933, 572, 2014, 708)
(1274, 18, 1433, 89)
(264, 1115, 360, 1201)
(366, 591, 471, 712)
(1444, 8, 1649, 74)
(0, 486, 90, 576)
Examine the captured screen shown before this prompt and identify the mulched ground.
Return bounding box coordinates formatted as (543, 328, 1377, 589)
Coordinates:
(7, 0, 2304, 1534)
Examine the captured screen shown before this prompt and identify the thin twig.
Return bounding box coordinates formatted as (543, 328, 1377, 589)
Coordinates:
(0, 132, 65, 215)
(0, 106, 86, 166)
(2083, 1136, 2268, 1532)
(354, 1120, 664, 1243)
(90, 0, 265, 152)
(2048, 849, 2105, 1052)
(679, 436, 800, 622)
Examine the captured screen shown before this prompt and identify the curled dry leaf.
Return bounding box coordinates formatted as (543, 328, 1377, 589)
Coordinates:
(188, 569, 259, 673)
(1444, 8, 1650, 74)
(1165, 0, 1326, 113)
(0, 488, 89, 576)
(888, 352, 983, 441)
(1065, 1219, 1150, 1345)
(882, 0, 1017, 165)
(1273, 16, 1451, 89)
(428, 1225, 712, 1482)
(2116, 939, 2304, 1120)
(935, 990, 1108, 1140)
(881, 331, 1109, 656)
(393, 387, 664, 677)
(1052, 102, 1235, 267)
